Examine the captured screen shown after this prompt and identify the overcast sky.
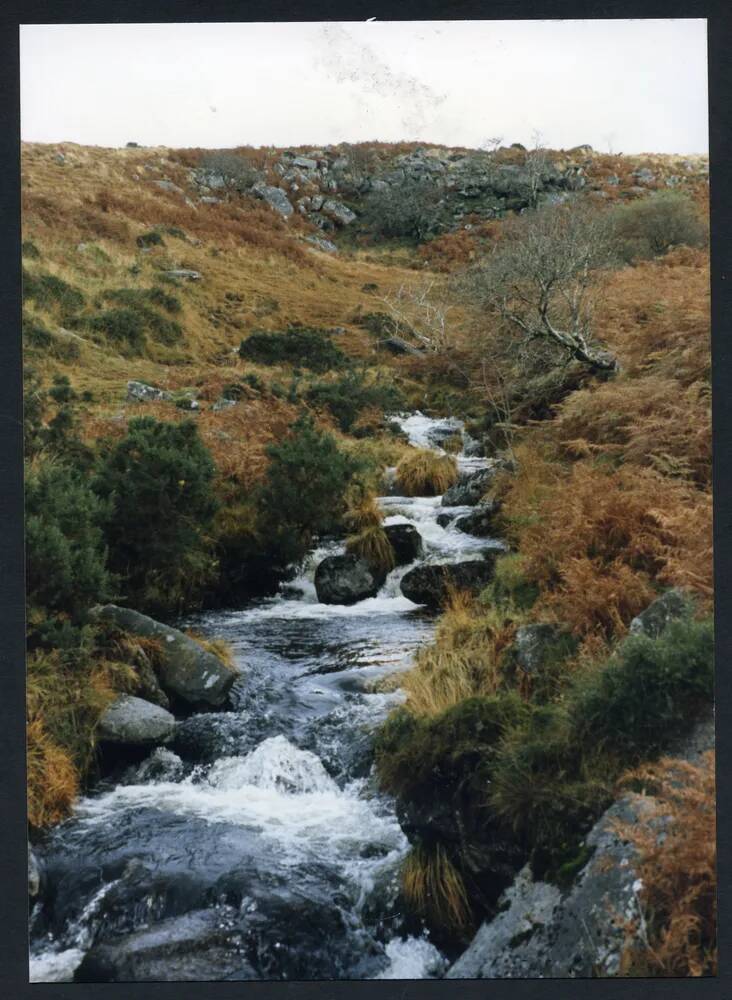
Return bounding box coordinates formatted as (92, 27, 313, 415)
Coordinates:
(20, 19, 708, 154)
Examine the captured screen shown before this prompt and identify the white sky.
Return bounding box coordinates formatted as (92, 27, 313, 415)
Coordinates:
(20, 20, 708, 154)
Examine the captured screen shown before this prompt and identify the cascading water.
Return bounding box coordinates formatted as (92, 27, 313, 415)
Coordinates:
(28, 412, 503, 983)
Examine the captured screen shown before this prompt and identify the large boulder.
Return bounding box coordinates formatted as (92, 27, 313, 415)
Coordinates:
(629, 588, 690, 639)
(454, 501, 500, 537)
(442, 467, 494, 506)
(97, 695, 175, 747)
(314, 554, 386, 605)
(383, 523, 423, 566)
(89, 605, 239, 708)
(401, 559, 496, 608)
(447, 793, 659, 979)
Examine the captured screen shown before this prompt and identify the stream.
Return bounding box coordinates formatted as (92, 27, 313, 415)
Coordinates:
(29, 413, 505, 982)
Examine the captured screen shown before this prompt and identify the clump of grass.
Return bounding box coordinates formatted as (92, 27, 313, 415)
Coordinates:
(346, 524, 395, 573)
(185, 630, 236, 670)
(103, 286, 182, 314)
(22, 318, 81, 362)
(26, 716, 79, 829)
(395, 448, 458, 496)
(344, 490, 383, 531)
(400, 590, 519, 717)
(239, 325, 347, 372)
(402, 843, 473, 933)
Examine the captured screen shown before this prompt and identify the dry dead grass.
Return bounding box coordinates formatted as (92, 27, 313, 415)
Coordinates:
(395, 448, 458, 496)
(617, 751, 717, 976)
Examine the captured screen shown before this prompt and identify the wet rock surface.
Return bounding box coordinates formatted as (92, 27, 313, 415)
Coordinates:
(97, 695, 175, 747)
(400, 559, 496, 608)
(314, 553, 386, 605)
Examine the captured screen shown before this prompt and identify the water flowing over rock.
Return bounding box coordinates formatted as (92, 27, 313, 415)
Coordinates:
(30, 412, 507, 983)
(314, 553, 386, 605)
(97, 695, 176, 747)
(442, 467, 495, 506)
(89, 605, 240, 708)
(400, 559, 496, 608)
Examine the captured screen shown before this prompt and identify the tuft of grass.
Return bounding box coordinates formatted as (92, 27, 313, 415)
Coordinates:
(395, 448, 458, 496)
(400, 590, 519, 717)
(185, 630, 236, 670)
(26, 716, 79, 829)
(402, 843, 473, 933)
(346, 524, 395, 573)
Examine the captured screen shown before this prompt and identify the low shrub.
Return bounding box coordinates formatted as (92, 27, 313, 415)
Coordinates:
(239, 325, 347, 372)
(87, 300, 183, 353)
(489, 612, 714, 871)
(136, 230, 164, 248)
(23, 269, 85, 316)
(305, 372, 405, 432)
(25, 459, 113, 622)
(93, 416, 219, 614)
(103, 286, 182, 313)
(395, 449, 458, 496)
(257, 414, 359, 570)
(612, 191, 708, 262)
(22, 318, 81, 362)
(22, 240, 41, 260)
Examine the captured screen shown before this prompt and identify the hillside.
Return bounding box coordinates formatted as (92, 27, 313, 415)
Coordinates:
(23, 139, 714, 980)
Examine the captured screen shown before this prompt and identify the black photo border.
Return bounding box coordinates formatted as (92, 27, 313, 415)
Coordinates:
(1, 2, 730, 997)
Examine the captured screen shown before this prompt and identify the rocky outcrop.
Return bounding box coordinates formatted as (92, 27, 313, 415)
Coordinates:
(448, 794, 657, 979)
(89, 605, 239, 708)
(314, 554, 386, 605)
(401, 559, 496, 608)
(454, 501, 500, 537)
(629, 588, 690, 639)
(383, 523, 423, 566)
(448, 713, 716, 979)
(97, 695, 175, 747)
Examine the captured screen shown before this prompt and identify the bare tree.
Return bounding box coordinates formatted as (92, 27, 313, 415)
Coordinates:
(523, 131, 552, 210)
(461, 202, 618, 373)
(380, 280, 454, 353)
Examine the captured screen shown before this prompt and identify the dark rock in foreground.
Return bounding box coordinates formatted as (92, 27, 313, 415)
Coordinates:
(314, 554, 386, 605)
(75, 906, 258, 982)
(401, 559, 496, 608)
(384, 523, 423, 566)
(97, 695, 175, 747)
(90, 605, 239, 708)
